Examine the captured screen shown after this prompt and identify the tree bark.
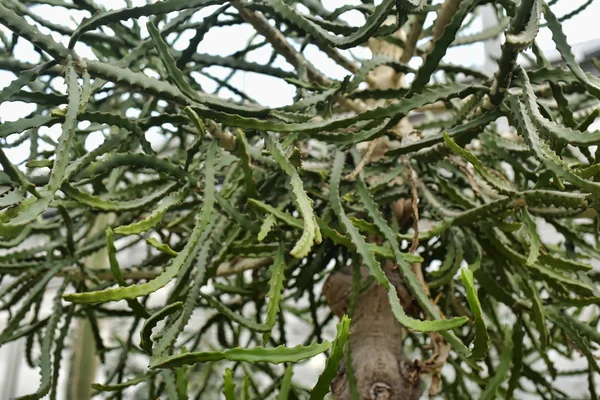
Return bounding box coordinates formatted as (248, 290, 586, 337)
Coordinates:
(323, 264, 423, 400)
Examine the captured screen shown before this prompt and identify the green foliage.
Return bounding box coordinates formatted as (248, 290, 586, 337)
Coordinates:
(0, 0, 599, 399)
(480, 327, 514, 400)
(151, 341, 332, 369)
(309, 315, 350, 400)
(460, 268, 489, 361)
(223, 368, 236, 400)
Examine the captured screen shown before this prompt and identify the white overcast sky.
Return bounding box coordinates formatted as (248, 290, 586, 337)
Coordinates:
(1, 0, 599, 103)
(0, 0, 599, 159)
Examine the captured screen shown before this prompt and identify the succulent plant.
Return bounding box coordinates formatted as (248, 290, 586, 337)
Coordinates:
(0, 0, 599, 399)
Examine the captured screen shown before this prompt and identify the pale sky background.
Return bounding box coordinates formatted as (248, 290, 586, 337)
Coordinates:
(1, 0, 600, 156)
(1, 0, 600, 398)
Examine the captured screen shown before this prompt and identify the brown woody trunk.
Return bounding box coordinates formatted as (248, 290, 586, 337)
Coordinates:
(323, 263, 424, 400)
